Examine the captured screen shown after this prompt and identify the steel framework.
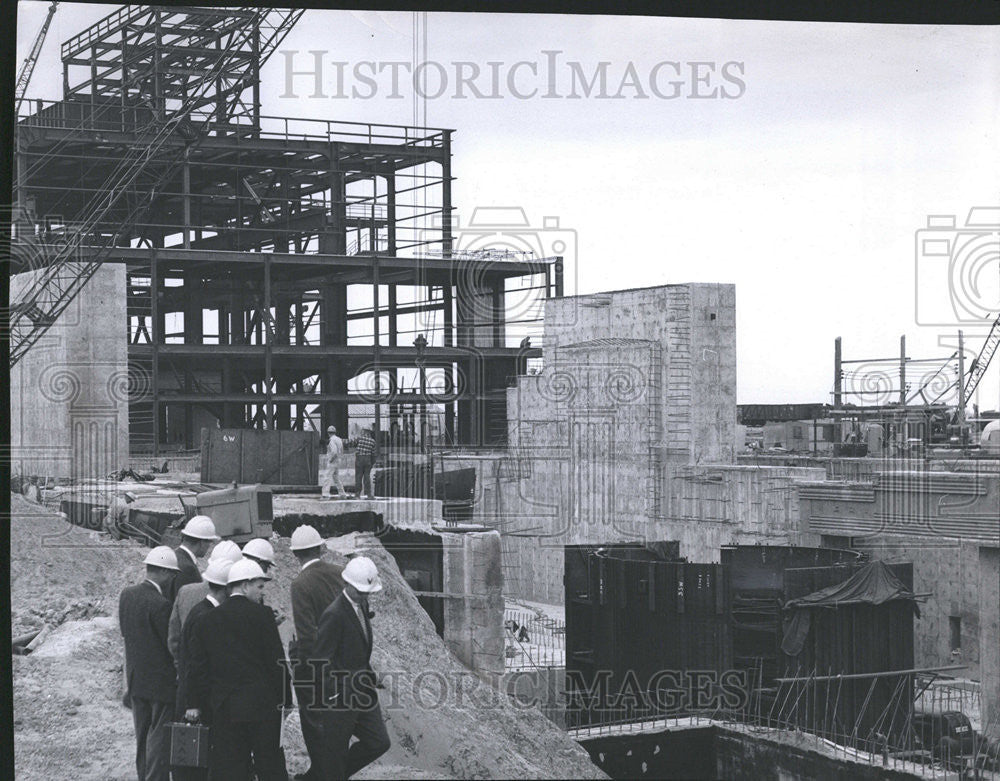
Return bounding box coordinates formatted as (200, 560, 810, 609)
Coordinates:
(13, 6, 555, 453)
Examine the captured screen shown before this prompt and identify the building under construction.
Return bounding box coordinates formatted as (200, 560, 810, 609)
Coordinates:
(12, 5, 555, 456)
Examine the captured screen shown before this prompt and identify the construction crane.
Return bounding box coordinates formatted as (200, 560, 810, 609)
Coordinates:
(9, 7, 304, 367)
(964, 312, 1000, 400)
(14, 1, 59, 115)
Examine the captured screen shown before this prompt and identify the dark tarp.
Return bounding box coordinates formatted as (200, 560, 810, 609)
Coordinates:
(781, 560, 920, 656)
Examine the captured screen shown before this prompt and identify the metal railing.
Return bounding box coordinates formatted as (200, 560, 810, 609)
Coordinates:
(503, 608, 565, 671)
(17, 99, 451, 149)
(61, 4, 148, 59)
(564, 674, 999, 779)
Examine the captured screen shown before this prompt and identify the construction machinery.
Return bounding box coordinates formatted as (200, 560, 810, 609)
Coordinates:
(964, 313, 1000, 401)
(14, 1, 59, 115)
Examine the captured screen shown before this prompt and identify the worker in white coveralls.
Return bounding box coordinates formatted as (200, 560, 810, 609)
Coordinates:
(322, 425, 348, 499)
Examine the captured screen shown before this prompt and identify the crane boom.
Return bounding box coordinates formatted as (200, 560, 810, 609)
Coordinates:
(14, 1, 59, 114)
(964, 313, 1000, 400)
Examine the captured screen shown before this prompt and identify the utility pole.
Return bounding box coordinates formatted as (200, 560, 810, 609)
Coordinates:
(834, 337, 842, 406)
(899, 335, 906, 406)
(957, 330, 966, 441)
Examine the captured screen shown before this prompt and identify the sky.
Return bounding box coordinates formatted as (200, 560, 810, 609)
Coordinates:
(16, 3, 1000, 409)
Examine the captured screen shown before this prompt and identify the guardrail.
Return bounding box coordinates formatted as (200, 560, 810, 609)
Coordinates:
(18, 99, 451, 149)
(504, 608, 565, 671)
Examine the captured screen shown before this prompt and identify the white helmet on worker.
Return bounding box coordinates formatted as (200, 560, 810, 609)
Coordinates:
(243, 537, 275, 563)
(342, 556, 382, 593)
(182, 515, 220, 541)
(289, 524, 324, 551)
(327, 425, 336, 433)
(144, 546, 180, 571)
(227, 558, 270, 585)
(209, 539, 242, 564)
(202, 559, 234, 586)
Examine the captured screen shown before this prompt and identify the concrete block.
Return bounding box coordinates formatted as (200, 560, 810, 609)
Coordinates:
(11, 265, 129, 481)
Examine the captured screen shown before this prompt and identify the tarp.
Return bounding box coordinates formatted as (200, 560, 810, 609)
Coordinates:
(781, 560, 920, 656)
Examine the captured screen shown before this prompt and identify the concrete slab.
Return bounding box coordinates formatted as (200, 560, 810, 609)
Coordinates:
(275, 496, 443, 534)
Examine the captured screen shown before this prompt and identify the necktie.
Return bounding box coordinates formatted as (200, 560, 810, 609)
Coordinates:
(359, 597, 371, 646)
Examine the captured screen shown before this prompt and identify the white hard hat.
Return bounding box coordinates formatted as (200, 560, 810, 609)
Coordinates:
(327, 425, 336, 432)
(182, 515, 220, 541)
(342, 556, 382, 593)
(243, 537, 275, 563)
(203, 559, 234, 586)
(227, 558, 270, 585)
(289, 525, 324, 551)
(144, 546, 179, 571)
(209, 540, 242, 565)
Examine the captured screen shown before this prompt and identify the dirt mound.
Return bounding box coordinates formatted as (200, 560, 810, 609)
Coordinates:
(266, 532, 604, 779)
(11, 494, 604, 779)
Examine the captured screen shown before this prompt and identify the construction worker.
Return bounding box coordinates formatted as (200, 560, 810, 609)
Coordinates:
(120, 545, 180, 781)
(168, 540, 242, 666)
(173, 558, 234, 781)
(172, 515, 220, 600)
(288, 525, 345, 781)
(243, 537, 276, 576)
(353, 426, 378, 500)
(314, 556, 390, 780)
(186, 559, 293, 781)
(322, 425, 348, 499)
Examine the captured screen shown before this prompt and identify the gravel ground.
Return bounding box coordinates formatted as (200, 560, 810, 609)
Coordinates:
(11, 493, 605, 780)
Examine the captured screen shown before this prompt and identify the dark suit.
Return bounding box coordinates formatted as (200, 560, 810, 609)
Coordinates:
(119, 580, 176, 781)
(314, 593, 390, 780)
(188, 595, 292, 781)
(173, 597, 217, 781)
(170, 546, 202, 602)
(290, 559, 345, 777)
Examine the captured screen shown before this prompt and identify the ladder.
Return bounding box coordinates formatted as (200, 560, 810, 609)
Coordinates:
(8, 8, 304, 368)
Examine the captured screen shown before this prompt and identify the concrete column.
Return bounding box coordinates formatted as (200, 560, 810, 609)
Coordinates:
(441, 530, 504, 680)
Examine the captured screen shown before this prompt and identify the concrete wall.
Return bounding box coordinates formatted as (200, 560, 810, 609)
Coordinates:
(490, 462, 824, 604)
(538, 284, 736, 465)
(10, 264, 129, 481)
(441, 529, 504, 678)
(579, 725, 922, 780)
(713, 727, 923, 781)
(980, 548, 1000, 732)
(467, 284, 838, 604)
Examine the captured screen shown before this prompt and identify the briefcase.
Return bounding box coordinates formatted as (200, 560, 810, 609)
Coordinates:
(169, 721, 210, 769)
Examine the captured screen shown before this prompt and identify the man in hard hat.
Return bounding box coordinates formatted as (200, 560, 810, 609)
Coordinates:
(173, 557, 234, 781)
(288, 525, 345, 781)
(243, 537, 276, 576)
(168, 540, 242, 667)
(120, 546, 180, 781)
(322, 425, 348, 499)
(186, 559, 293, 780)
(313, 555, 390, 780)
(352, 426, 378, 500)
(171, 515, 220, 601)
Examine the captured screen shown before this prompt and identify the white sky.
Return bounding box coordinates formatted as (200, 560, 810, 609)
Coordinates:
(17, 3, 1000, 409)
